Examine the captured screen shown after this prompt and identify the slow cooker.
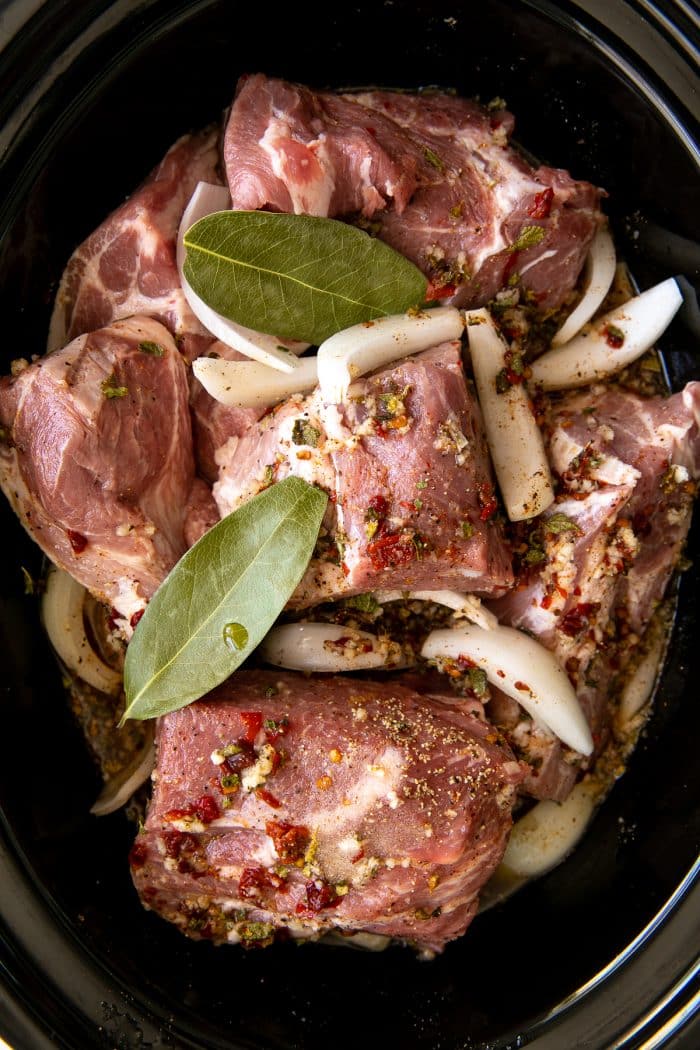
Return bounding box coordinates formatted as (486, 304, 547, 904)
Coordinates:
(0, 1, 698, 1047)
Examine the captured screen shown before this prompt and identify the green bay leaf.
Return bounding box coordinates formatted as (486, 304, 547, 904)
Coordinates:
(183, 211, 427, 345)
(122, 476, 327, 721)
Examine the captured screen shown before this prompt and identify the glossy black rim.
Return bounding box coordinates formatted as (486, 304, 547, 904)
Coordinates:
(0, 2, 698, 1048)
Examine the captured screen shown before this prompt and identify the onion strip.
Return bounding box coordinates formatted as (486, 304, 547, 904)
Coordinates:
(192, 356, 318, 409)
(466, 309, 554, 521)
(317, 307, 463, 404)
(421, 624, 593, 755)
(552, 228, 617, 347)
(260, 622, 406, 673)
(375, 590, 497, 630)
(500, 781, 598, 878)
(90, 730, 155, 816)
(42, 568, 122, 696)
(529, 278, 683, 391)
(177, 182, 308, 373)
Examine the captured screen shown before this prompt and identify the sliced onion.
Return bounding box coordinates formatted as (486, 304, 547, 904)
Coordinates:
(260, 623, 406, 672)
(375, 590, 497, 630)
(617, 629, 667, 727)
(42, 567, 122, 696)
(500, 781, 598, 878)
(552, 228, 617, 347)
(317, 307, 463, 404)
(529, 278, 683, 391)
(421, 624, 593, 755)
(90, 729, 155, 816)
(177, 182, 309, 373)
(466, 308, 554, 521)
(192, 355, 318, 409)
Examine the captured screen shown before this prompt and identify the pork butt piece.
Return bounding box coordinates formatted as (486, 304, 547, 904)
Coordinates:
(214, 342, 513, 605)
(49, 130, 220, 362)
(47, 129, 258, 478)
(486, 382, 700, 797)
(130, 670, 522, 952)
(0, 316, 200, 627)
(224, 74, 603, 310)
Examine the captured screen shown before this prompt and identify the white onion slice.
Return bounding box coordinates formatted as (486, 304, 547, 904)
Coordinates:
(317, 307, 463, 404)
(260, 622, 405, 673)
(177, 182, 308, 373)
(421, 624, 593, 755)
(42, 568, 122, 696)
(192, 356, 319, 409)
(466, 309, 554, 521)
(552, 229, 617, 347)
(375, 590, 497, 631)
(500, 781, 598, 878)
(529, 278, 683, 391)
(90, 731, 155, 816)
(617, 629, 667, 728)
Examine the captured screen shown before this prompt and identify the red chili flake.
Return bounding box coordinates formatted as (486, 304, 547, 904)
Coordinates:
(238, 866, 286, 902)
(477, 482, 498, 521)
(367, 494, 389, 519)
(107, 608, 120, 631)
(67, 529, 88, 554)
(161, 830, 209, 877)
(540, 594, 553, 610)
(573, 586, 582, 597)
(128, 840, 148, 870)
(239, 711, 263, 744)
(351, 849, 365, 864)
(426, 281, 457, 301)
(457, 654, 477, 670)
(164, 793, 220, 826)
(264, 717, 289, 742)
(223, 739, 255, 774)
(296, 880, 341, 914)
(528, 187, 554, 220)
(366, 531, 415, 570)
(558, 602, 599, 638)
(514, 681, 532, 693)
(341, 562, 350, 577)
(130, 609, 144, 629)
(256, 788, 281, 809)
(604, 324, 625, 349)
(266, 820, 310, 864)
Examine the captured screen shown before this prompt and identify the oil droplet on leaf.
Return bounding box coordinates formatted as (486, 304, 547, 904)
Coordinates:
(223, 622, 248, 652)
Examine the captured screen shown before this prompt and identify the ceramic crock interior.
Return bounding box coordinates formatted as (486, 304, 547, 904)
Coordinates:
(0, 1, 698, 1047)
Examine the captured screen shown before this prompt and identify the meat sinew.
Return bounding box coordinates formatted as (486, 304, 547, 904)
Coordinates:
(0, 316, 197, 626)
(130, 670, 522, 952)
(214, 342, 513, 605)
(224, 74, 603, 310)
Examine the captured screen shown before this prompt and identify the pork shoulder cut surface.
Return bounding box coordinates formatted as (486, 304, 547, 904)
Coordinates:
(214, 341, 513, 605)
(129, 670, 522, 952)
(0, 316, 200, 627)
(224, 74, 603, 310)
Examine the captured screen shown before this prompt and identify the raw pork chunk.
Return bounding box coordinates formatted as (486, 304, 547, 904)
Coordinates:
(487, 382, 700, 795)
(214, 342, 513, 605)
(130, 670, 522, 952)
(47, 129, 257, 478)
(0, 317, 199, 627)
(224, 74, 603, 310)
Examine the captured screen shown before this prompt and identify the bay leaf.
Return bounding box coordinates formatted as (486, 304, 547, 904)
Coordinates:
(183, 211, 427, 345)
(122, 477, 327, 721)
